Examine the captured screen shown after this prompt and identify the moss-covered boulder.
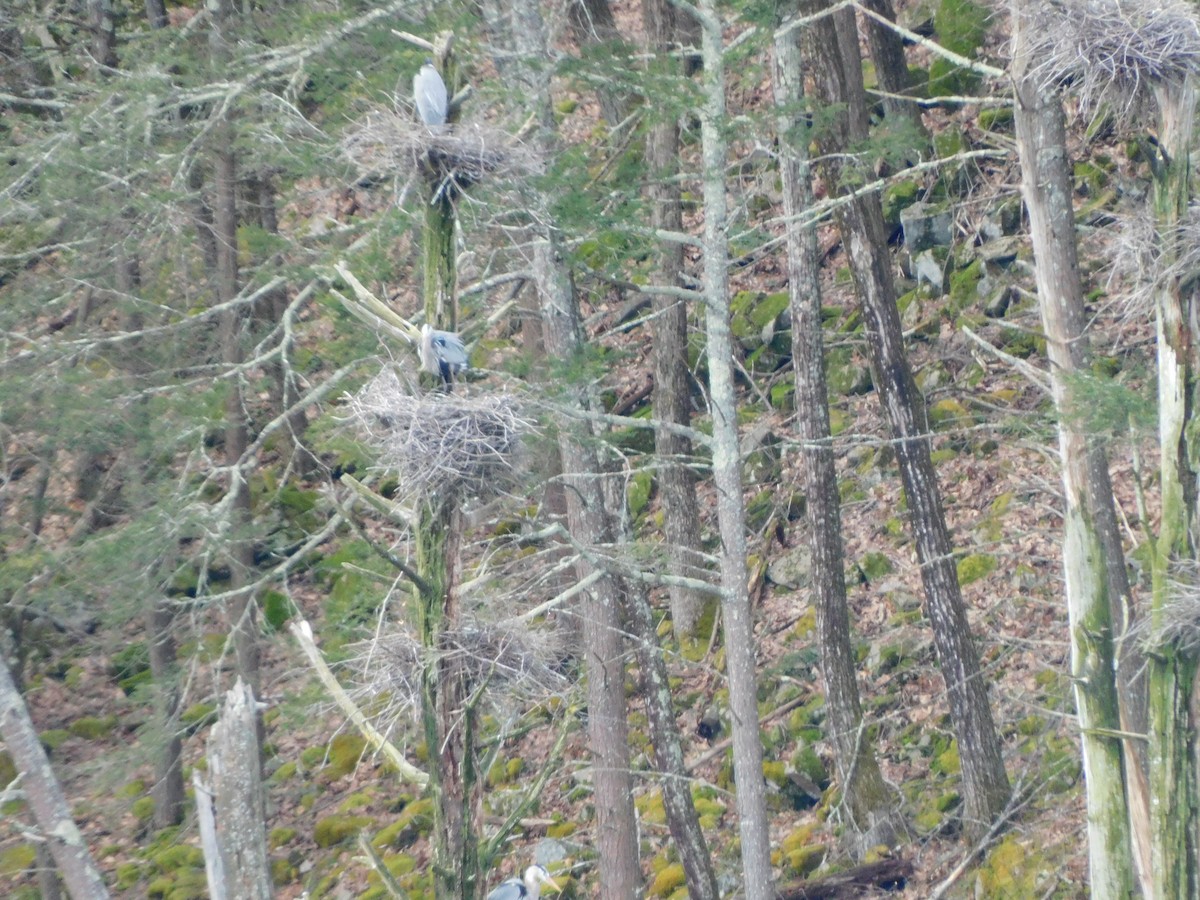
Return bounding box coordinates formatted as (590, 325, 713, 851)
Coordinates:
(68, 715, 118, 740)
(313, 813, 375, 848)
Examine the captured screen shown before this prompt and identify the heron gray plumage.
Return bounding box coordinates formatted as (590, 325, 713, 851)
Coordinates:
(413, 58, 448, 126)
(420, 323, 468, 387)
(486, 865, 561, 900)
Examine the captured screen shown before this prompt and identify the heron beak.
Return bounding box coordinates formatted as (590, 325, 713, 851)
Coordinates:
(546, 875, 562, 894)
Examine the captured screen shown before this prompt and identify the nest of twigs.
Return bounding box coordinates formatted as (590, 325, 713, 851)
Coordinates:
(342, 112, 539, 198)
(347, 367, 536, 501)
(1106, 203, 1200, 315)
(1130, 560, 1200, 654)
(346, 620, 569, 722)
(1021, 0, 1200, 120)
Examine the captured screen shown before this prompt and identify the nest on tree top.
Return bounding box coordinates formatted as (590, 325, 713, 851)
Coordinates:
(343, 113, 538, 199)
(347, 367, 536, 502)
(1022, 0, 1200, 120)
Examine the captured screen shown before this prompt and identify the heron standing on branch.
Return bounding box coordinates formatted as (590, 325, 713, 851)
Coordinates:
(420, 323, 468, 388)
(486, 865, 561, 900)
(413, 58, 448, 126)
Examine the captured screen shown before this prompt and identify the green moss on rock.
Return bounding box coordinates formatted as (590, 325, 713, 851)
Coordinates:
(0, 843, 35, 877)
(957, 553, 997, 586)
(68, 715, 118, 740)
(131, 796, 156, 822)
(324, 732, 367, 778)
(648, 863, 686, 897)
(314, 813, 375, 848)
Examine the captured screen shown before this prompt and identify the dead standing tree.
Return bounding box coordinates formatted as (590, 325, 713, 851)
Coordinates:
(1019, 1, 1200, 894)
(345, 369, 540, 899)
(339, 44, 532, 896)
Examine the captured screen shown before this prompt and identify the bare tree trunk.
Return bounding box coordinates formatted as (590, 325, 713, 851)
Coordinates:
(505, 0, 641, 892)
(1011, 6, 1136, 892)
(772, 12, 901, 856)
(1145, 74, 1200, 900)
(568, 0, 632, 126)
(250, 174, 316, 476)
(535, 250, 641, 898)
(210, 0, 259, 698)
(623, 579, 720, 900)
(0, 658, 110, 899)
(644, 0, 709, 642)
(148, 596, 185, 828)
(695, 0, 774, 892)
(858, 0, 928, 142)
(207, 679, 272, 900)
(144, 0, 168, 29)
(86, 0, 117, 70)
(801, 0, 1010, 837)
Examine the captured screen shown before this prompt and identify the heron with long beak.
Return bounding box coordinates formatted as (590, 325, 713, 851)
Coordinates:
(486, 864, 561, 900)
(419, 322, 468, 388)
(413, 58, 448, 126)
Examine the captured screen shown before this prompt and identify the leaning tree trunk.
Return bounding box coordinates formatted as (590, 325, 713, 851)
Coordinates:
(623, 579, 721, 900)
(772, 12, 901, 855)
(643, 0, 709, 642)
(1011, 7, 1135, 893)
(507, 0, 641, 893)
(0, 658, 110, 899)
(801, 0, 1010, 837)
(1146, 74, 1200, 900)
(695, 0, 774, 892)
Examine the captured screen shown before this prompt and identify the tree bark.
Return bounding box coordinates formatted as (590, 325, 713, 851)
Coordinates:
(0, 658, 110, 899)
(644, 0, 709, 642)
(1145, 74, 1200, 900)
(695, 0, 775, 892)
(624, 588, 720, 900)
(568, 0, 632, 126)
(1011, 6, 1135, 892)
(210, 0, 260, 698)
(87, 0, 117, 70)
(858, 0, 928, 142)
(148, 596, 185, 828)
(535, 252, 642, 899)
(207, 679, 272, 900)
(505, 0, 641, 893)
(773, 11, 901, 855)
(801, 0, 1010, 837)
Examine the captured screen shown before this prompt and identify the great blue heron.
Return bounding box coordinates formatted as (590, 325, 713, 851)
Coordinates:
(486, 865, 561, 900)
(419, 323, 468, 387)
(413, 58, 448, 126)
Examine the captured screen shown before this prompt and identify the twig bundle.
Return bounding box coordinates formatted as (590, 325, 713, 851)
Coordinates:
(348, 367, 536, 500)
(1107, 204, 1200, 315)
(342, 113, 539, 195)
(1132, 560, 1200, 654)
(347, 621, 568, 719)
(1021, 0, 1200, 119)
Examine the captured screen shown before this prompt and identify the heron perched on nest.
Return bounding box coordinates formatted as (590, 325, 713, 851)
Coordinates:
(413, 58, 448, 126)
(487, 865, 561, 900)
(420, 323, 468, 388)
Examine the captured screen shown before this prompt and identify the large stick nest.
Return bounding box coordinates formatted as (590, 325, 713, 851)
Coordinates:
(346, 620, 569, 723)
(1021, 0, 1200, 119)
(343, 112, 539, 197)
(347, 367, 537, 501)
